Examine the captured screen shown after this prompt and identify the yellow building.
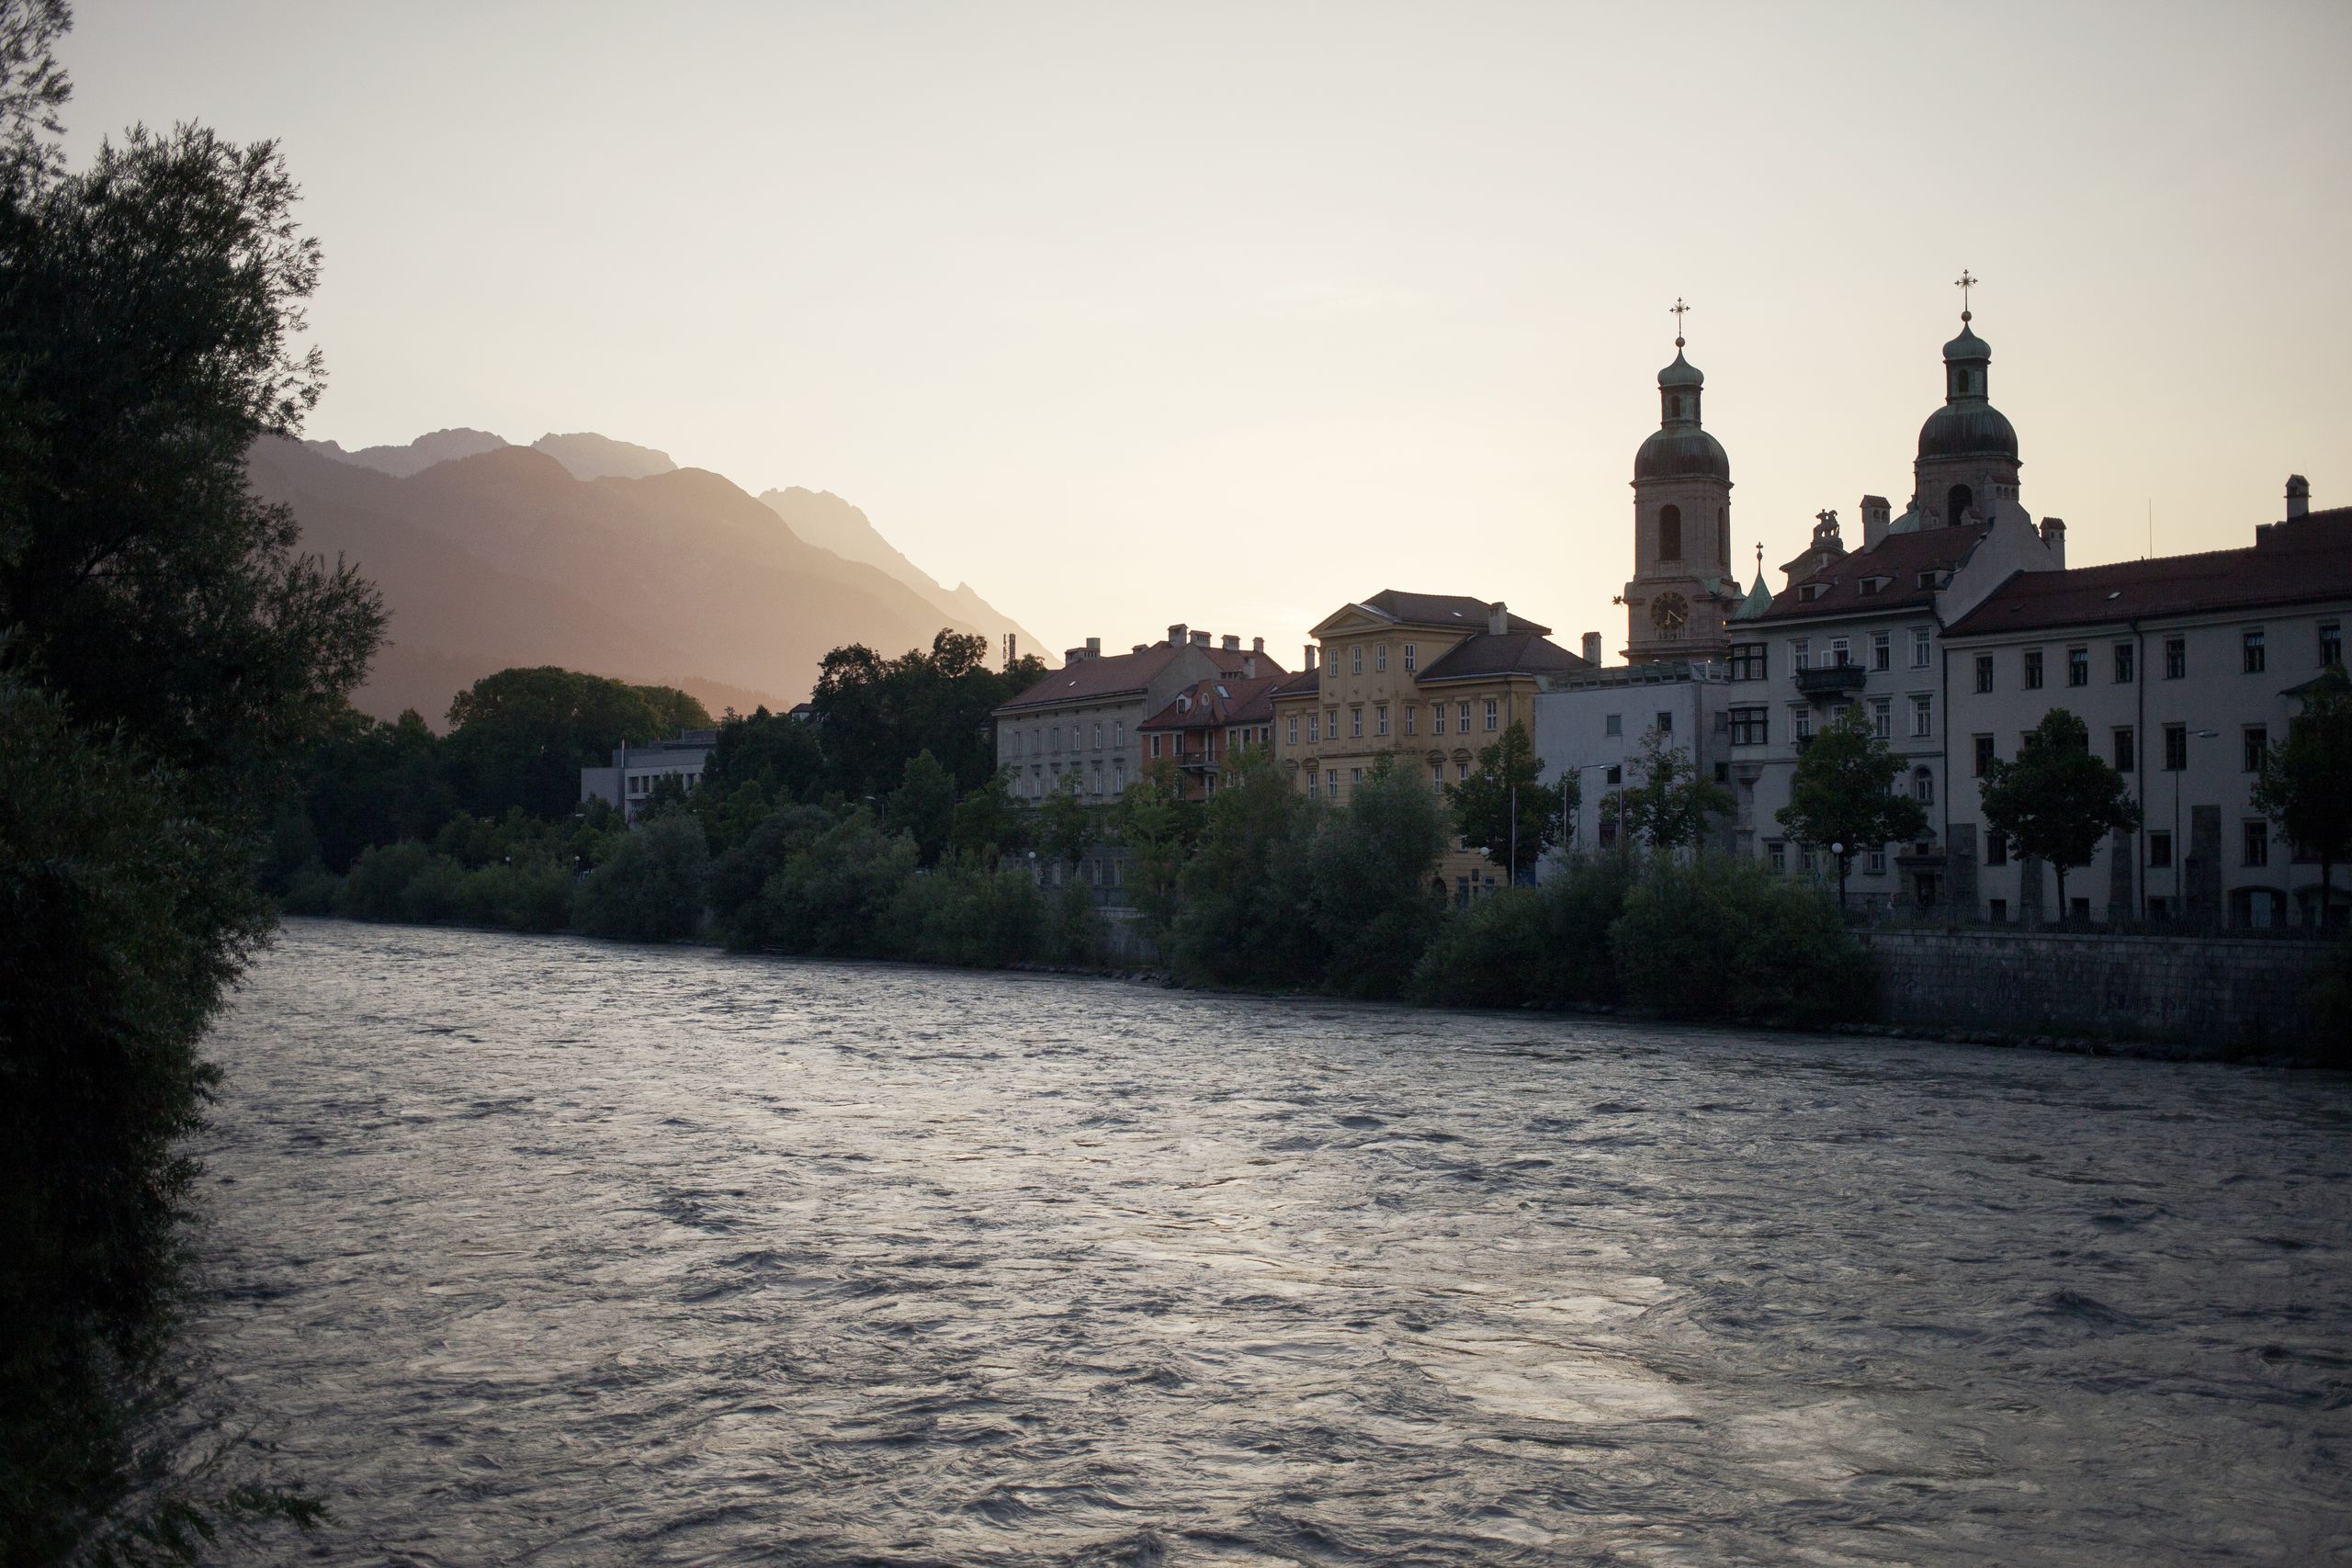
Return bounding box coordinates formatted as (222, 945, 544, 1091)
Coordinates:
(1271, 592, 1592, 900)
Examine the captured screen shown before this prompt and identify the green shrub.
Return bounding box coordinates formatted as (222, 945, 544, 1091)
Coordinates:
(457, 860, 574, 932)
(574, 814, 710, 943)
(277, 860, 342, 916)
(334, 840, 435, 921)
(745, 811, 918, 956)
(1306, 761, 1447, 998)
(1610, 857, 1871, 1025)
(396, 854, 469, 925)
(708, 802, 835, 945)
(1410, 855, 1631, 1010)
(887, 852, 1047, 967)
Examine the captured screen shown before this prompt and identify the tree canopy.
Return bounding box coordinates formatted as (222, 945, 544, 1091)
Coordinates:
(1979, 708, 2142, 916)
(1447, 719, 1567, 882)
(442, 666, 708, 819)
(2254, 665, 2352, 923)
(1609, 726, 1732, 855)
(1775, 704, 1928, 907)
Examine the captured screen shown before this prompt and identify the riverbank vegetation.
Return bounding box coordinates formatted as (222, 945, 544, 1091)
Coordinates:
(2, 5, 376, 1553)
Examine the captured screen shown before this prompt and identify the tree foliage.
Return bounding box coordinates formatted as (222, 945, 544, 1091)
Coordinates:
(442, 666, 707, 820)
(2255, 666, 2352, 921)
(1446, 719, 1567, 882)
(1980, 708, 2142, 916)
(1307, 758, 1447, 998)
(574, 813, 709, 942)
(1775, 704, 1928, 906)
(810, 630, 1046, 798)
(1170, 747, 1323, 987)
(1609, 726, 1733, 855)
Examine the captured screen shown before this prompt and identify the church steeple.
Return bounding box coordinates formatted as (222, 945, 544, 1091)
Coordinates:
(1625, 299, 1735, 664)
(1913, 272, 2021, 527)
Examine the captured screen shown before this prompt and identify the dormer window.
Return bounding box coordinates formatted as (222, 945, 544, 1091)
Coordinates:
(1800, 582, 1827, 602)
(1858, 577, 1890, 596)
(1917, 569, 1946, 589)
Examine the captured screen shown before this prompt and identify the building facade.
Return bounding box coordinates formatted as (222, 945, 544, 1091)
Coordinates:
(580, 728, 719, 820)
(991, 625, 1282, 804)
(1532, 660, 1736, 856)
(1136, 673, 1282, 801)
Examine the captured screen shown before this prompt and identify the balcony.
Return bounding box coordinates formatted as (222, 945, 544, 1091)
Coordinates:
(1794, 663, 1868, 696)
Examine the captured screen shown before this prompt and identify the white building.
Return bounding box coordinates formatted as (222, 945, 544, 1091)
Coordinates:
(580, 728, 718, 820)
(1944, 482, 2352, 927)
(1533, 653, 1736, 857)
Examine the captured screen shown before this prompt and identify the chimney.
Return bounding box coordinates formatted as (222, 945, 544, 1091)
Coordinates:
(2039, 517, 2066, 568)
(1087, 637, 1101, 656)
(1860, 494, 1893, 549)
(1168, 623, 1187, 649)
(1252, 636, 1265, 656)
(2288, 474, 2311, 520)
(1132, 643, 1148, 655)
(1063, 644, 1093, 663)
(1487, 600, 1509, 636)
(1581, 631, 1603, 664)
(1222, 634, 1240, 652)
(1192, 629, 1211, 646)
(1244, 655, 1258, 678)
(1305, 644, 1317, 671)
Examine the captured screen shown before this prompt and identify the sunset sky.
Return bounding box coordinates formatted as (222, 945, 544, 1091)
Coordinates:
(64, 1, 2352, 668)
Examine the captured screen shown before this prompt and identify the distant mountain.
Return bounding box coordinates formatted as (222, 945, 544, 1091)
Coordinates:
(249, 437, 1046, 728)
(302, 426, 507, 478)
(760, 486, 1040, 661)
(530, 432, 677, 481)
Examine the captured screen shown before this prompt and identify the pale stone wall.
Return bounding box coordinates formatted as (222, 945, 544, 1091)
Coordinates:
(1861, 928, 2334, 1049)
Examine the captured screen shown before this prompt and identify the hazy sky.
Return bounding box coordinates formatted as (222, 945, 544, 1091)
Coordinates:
(62, 2, 2352, 667)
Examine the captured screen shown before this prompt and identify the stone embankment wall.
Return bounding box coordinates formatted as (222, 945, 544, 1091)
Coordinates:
(1862, 930, 2335, 1050)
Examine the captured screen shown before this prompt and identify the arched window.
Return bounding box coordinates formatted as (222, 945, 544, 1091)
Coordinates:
(1658, 503, 1683, 561)
(1946, 484, 1973, 525)
(1717, 507, 1729, 565)
(1913, 766, 1934, 805)
(1668, 395, 1683, 420)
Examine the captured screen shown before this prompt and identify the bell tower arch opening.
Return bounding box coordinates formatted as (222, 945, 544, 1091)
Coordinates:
(1658, 504, 1682, 561)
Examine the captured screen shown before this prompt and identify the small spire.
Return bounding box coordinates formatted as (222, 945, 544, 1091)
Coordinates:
(1670, 296, 1690, 348)
(1954, 268, 1976, 323)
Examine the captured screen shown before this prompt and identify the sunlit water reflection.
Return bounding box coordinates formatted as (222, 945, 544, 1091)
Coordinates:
(192, 919, 2351, 1564)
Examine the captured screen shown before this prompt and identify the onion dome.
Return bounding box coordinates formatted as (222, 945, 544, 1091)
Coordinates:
(1917, 313, 2018, 463)
(1636, 339, 1730, 480)
(1657, 347, 1703, 389)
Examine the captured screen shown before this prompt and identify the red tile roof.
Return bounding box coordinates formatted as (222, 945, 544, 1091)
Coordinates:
(1753, 524, 1990, 624)
(992, 639, 1284, 716)
(1945, 509, 2352, 637)
(1138, 674, 1285, 732)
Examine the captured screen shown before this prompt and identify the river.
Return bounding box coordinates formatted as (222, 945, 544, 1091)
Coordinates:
(188, 919, 2350, 1565)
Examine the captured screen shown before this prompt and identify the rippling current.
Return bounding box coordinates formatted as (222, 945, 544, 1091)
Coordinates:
(189, 919, 2350, 1565)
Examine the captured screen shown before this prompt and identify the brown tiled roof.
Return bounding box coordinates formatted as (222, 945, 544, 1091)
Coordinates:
(1341, 590, 1550, 636)
(1754, 523, 1990, 624)
(1137, 675, 1284, 732)
(1414, 630, 1590, 683)
(1271, 667, 1321, 699)
(992, 639, 1284, 716)
(1945, 508, 2352, 638)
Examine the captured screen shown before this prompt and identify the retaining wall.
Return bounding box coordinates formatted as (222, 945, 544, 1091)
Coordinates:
(1861, 929, 2335, 1050)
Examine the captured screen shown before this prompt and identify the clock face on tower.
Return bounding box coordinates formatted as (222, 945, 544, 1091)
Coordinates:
(1650, 591, 1690, 633)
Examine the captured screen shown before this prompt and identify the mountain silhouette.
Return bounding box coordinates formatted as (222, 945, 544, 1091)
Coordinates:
(529, 431, 677, 480)
(302, 426, 506, 477)
(759, 486, 1036, 662)
(251, 437, 1046, 727)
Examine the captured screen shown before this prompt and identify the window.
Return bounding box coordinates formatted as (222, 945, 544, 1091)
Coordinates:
(1913, 766, 1934, 805)
(1287, 716, 1298, 746)
(1658, 503, 1683, 561)
(1375, 644, 1388, 672)
(2245, 820, 2269, 867)
(1655, 710, 1672, 736)
(1430, 763, 1442, 786)
(1972, 653, 1992, 694)
(1730, 643, 1767, 681)
(1051, 727, 1061, 752)
(2024, 649, 2043, 689)
(1986, 831, 2008, 867)
(1351, 767, 1363, 787)
(1404, 643, 1418, 671)
(1603, 713, 1621, 737)
(1307, 714, 1319, 743)
(1792, 706, 1814, 741)
(1831, 637, 1852, 667)
(1327, 708, 1339, 739)
(2244, 725, 2267, 773)
(1431, 704, 1445, 735)
(1866, 848, 1887, 874)
(2067, 648, 2089, 687)
(1871, 698, 1892, 739)
(1912, 694, 1933, 739)
(1351, 647, 1363, 675)
(1457, 703, 1471, 731)
(1325, 770, 1338, 799)
(2243, 628, 2266, 673)
(1375, 705, 1389, 737)
(1457, 761, 1470, 782)
(1768, 840, 1787, 873)
(1988, 898, 2008, 923)
(1793, 638, 1813, 671)
(1403, 705, 1417, 736)
(2324, 624, 2344, 668)
(1873, 631, 1892, 671)
(2149, 831, 2173, 869)
(1912, 627, 1932, 669)
(2114, 643, 2134, 683)
(1148, 734, 1162, 759)
(1730, 706, 1769, 746)
(2113, 728, 2134, 773)
(1484, 700, 1498, 731)
(2164, 724, 2187, 772)
(1351, 707, 1363, 739)
(2165, 637, 2186, 679)
(1974, 735, 1996, 775)
(1114, 759, 1125, 789)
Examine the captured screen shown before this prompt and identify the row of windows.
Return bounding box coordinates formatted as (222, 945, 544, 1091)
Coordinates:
(1968, 722, 2274, 777)
(1335, 642, 1420, 676)
(1147, 725, 1273, 761)
(1025, 757, 1126, 797)
(1021, 718, 1126, 756)
(1284, 698, 1501, 746)
(1781, 627, 1936, 676)
(1983, 821, 2278, 870)
(1973, 623, 2343, 694)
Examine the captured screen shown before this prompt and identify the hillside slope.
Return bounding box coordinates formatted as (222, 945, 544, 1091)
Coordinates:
(761, 485, 1041, 660)
(249, 438, 1033, 727)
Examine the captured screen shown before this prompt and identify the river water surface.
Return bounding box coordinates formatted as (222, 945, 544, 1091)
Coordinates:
(192, 919, 2350, 1565)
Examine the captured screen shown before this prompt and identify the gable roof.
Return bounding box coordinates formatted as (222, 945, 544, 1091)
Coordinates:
(1315, 590, 1550, 637)
(1944, 508, 2352, 638)
(1754, 523, 1991, 625)
(1415, 630, 1591, 683)
(1137, 674, 1285, 732)
(993, 638, 1284, 716)
(1270, 667, 1321, 700)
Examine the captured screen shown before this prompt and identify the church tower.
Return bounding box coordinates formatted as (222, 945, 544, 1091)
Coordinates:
(1623, 303, 1736, 663)
(1910, 274, 2022, 528)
